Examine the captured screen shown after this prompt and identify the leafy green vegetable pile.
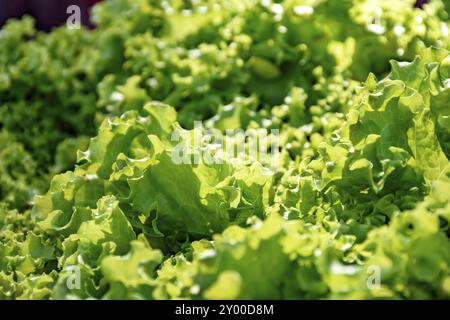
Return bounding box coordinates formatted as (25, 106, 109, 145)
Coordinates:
(1, 0, 450, 299)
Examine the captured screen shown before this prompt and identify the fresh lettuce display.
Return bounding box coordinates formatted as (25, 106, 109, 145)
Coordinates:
(0, 0, 449, 300)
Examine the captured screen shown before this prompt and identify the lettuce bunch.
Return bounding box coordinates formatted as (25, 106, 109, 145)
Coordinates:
(0, 0, 449, 300)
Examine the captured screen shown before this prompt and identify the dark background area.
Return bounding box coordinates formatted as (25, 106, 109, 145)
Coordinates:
(0, 0, 102, 31)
